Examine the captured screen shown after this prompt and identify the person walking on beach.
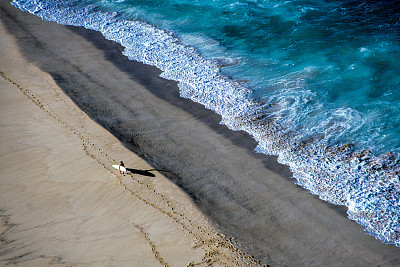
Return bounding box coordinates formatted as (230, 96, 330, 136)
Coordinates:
(119, 161, 125, 175)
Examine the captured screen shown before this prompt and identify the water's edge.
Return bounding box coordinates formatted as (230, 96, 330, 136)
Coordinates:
(11, 0, 400, 247)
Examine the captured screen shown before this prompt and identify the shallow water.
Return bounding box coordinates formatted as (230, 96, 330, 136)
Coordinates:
(12, 0, 400, 247)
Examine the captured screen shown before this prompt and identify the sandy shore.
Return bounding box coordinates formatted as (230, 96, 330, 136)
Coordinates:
(1, 1, 400, 266)
(0, 5, 256, 267)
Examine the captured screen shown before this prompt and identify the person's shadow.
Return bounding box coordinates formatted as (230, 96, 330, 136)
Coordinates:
(126, 168, 158, 177)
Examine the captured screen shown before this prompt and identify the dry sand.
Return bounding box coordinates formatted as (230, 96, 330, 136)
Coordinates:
(1, 1, 400, 266)
(0, 14, 256, 267)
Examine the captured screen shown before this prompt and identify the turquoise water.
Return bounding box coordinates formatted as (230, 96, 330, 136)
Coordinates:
(12, 0, 400, 247)
(93, 0, 400, 155)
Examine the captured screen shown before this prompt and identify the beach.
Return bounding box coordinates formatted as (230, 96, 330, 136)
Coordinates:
(0, 1, 399, 266)
(0, 3, 255, 266)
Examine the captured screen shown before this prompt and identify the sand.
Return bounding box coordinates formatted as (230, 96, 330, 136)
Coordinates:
(0, 6, 256, 267)
(1, 1, 400, 266)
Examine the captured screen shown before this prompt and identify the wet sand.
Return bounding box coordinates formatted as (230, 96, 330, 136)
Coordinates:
(1, 1, 399, 266)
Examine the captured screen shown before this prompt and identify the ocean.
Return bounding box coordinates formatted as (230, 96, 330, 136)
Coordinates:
(12, 0, 400, 247)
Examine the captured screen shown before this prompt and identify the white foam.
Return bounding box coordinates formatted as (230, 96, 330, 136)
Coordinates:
(12, 0, 400, 247)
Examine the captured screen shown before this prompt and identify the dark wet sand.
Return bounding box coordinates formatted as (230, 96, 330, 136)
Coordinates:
(1, 1, 399, 266)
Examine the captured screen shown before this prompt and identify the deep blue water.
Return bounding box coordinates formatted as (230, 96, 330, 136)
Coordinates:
(12, 0, 400, 247)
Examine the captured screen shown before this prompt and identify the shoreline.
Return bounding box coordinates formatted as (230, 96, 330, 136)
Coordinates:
(1, 1, 400, 266)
